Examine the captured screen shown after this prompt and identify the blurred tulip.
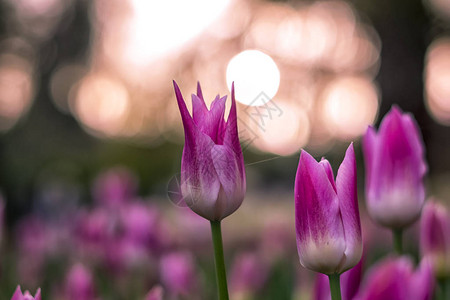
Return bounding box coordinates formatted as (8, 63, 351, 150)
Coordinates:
(65, 264, 96, 300)
(295, 143, 362, 274)
(420, 201, 450, 279)
(160, 251, 197, 296)
(363, 106, 427, 229)
(173, 81, 246, 221)
(93, 167, 137, 208)
(145, 286, 163, 300)
(314, 259, 363, 300)
(11, 286, 41, 300)
(230, 252, 268, 297)
(354, 257, 434, 300)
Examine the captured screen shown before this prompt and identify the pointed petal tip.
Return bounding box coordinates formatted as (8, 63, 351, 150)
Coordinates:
(196, 81, 204, 100)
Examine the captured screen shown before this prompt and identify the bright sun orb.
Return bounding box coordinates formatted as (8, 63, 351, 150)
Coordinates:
(226, 50, 280, 106)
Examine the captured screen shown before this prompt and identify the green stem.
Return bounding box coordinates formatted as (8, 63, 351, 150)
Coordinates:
(328, 274, 342, 300)
(438, 278, 449, 300)
(393, 228, 403, 254)
(210, 221, 229, 300)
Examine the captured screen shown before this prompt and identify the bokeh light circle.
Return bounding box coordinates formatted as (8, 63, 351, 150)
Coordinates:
(226, 50, 280, 106)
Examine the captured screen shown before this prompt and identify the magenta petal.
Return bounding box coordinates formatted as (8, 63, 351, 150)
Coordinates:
(319, 158, 336, 192)
(224, 82, 245, 184)
(210, 145, 245, 220)
(295, 150, 345, 274)
(11, 286, 23, 300)
(173, 81, 195, 138)
(196, 81, 204, 101)
(34, 289, 41, 300)
(192, 94, 208, 125)
(336, 143, 362, 272)
(410, 259, 434, 300)
(181, 131, 221, 219)
(192, 94, 226, 144)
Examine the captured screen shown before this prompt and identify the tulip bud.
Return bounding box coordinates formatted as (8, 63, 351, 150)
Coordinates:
(11, 286, 41, 300)
(295, 144, 362, 274)
(363, 106, 427, 228)
(354, 257, 434, 300)
(420, 200, 450, 279)
(173, 81, 246, 221)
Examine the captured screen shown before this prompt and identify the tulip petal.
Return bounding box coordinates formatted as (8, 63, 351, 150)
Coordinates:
(180, 128, 221, 219)
(173, 81, 195, 139)
(196, 81, 204, 101)
(192, 94, 208, 125)
(319, 158, 336, 192)
(11, 286, 22, 300)
(34, 289, 42, 300)
(209, 144, 245, 219)
(224, 82, 245, 180)
(336, 143, 362, 272)
(295, 150, 345, 274)
(409, 259, 434, 300)
(191, 94, 226, 144)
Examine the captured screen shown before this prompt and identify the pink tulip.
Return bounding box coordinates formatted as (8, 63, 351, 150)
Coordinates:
(11, 286, 41, 300)
(64, 264, 96, 300)
(420, 200, 450, 278)
(363, 106, 427, 228)
(230, 252, 268, 295)
(173, 81, 246, 221)
(160, 251, 197, 296)
(354, 257, 434, 300)
(295, 144, 362, 274)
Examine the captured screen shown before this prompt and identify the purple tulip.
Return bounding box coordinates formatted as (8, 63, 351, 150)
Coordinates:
(420, 200, 450, 278)
(363, 106, 427, 228)
(295, 144, 362, 274)
(11, 286, 41, 300)
(354, 257, 434, 300)
(64, 264, 96, 300)
(92, 167, 137, 208)
(314, 259, 363, 300)
(160, 251, 197, 296)
(173, 81, 246, 221)
(230, 252, 268, 296)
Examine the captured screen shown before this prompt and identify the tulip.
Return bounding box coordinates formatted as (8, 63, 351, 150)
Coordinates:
(174, 81, 246, 300)
(65, 264, 96, 300)
(295, 144, 362, 300)
(160, 251, 197, 296)
(354, 257, 434, 300)
(363, 106, 427, 253)
(173, 81, 245, 221)
(230, 252, 268, 298)
(420, 200, 450, 280)
(11, 286, 41, 300)
(92, 167, 137, 208)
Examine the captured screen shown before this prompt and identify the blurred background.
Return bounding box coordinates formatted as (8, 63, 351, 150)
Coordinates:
(0, 0, 449, 299)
